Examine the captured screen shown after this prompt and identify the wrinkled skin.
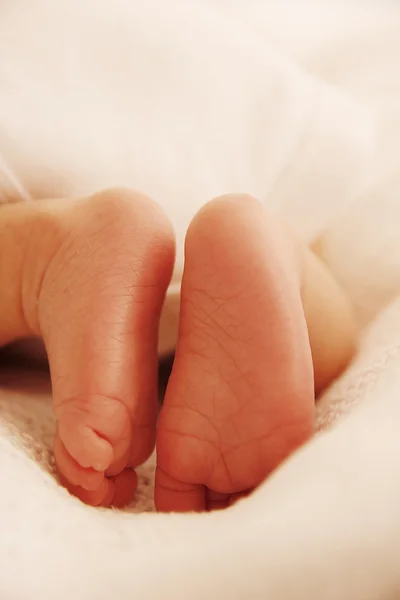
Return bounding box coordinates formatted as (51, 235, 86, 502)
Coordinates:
(1, 189, 345, 510)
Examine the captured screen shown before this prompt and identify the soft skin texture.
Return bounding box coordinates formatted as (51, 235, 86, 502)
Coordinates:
(0, 189, 175, 506)
(0, 190, 355, 509)
(155, 195, 355, 511)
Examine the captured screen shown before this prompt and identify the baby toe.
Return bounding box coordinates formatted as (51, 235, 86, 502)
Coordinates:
(110, 469, 138, 508)
(54, 431, 104, 492)
(61, 469, 137, 508)
(61, 475, 113, 507)
(56, 392, 133, 474)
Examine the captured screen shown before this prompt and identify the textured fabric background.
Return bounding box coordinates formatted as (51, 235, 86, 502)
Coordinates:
(1, 1, 400, 598)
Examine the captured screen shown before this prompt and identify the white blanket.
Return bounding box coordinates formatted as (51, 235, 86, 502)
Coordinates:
(1, 1, 400, 598)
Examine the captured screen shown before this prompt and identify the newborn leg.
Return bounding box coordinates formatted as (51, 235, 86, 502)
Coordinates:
(155, 194, 355, 512)
(0, 190, 175, 506)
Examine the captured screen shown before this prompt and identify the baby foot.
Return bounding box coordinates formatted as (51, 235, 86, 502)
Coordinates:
(155, 195, 315, 512)
(28, 190, 175, 506)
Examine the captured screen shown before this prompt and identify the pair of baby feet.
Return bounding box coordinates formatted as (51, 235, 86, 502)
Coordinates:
(1, 189, 348, 511)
